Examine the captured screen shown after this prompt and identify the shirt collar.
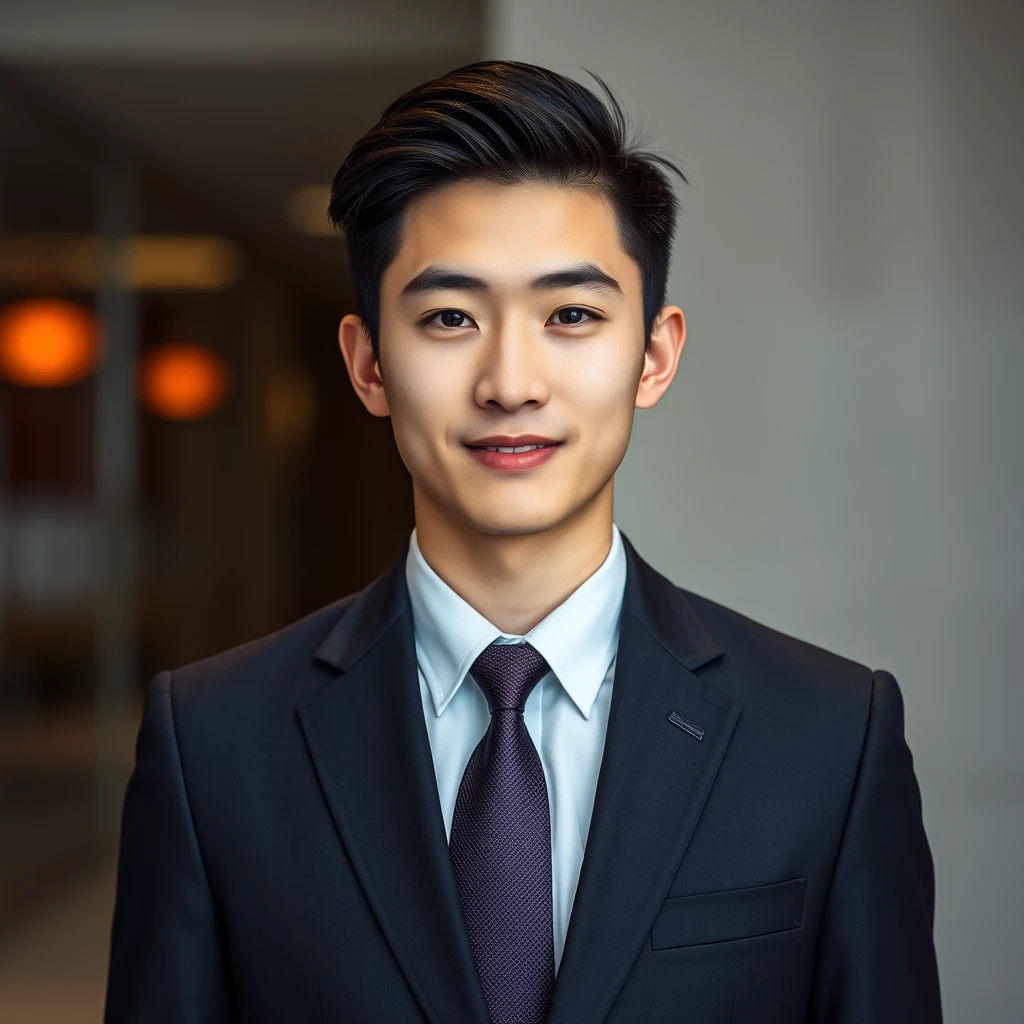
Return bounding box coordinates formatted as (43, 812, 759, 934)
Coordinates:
(405, 523, 627, 721)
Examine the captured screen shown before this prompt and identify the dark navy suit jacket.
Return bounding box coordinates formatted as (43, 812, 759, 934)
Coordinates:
(103, 529, 942, 1023)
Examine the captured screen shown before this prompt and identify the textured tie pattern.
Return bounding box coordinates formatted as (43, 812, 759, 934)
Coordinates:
(449, 641, 555, 1024)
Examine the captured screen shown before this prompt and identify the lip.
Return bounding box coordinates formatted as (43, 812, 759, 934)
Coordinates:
(463, 437, 564, 472)
(464, 434, 562, 447)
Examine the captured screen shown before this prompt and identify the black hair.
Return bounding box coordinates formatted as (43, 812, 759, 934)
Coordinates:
(328, 60, 687, 364)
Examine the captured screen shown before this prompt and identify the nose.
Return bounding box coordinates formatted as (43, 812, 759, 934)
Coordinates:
(472, 316, 551, 412)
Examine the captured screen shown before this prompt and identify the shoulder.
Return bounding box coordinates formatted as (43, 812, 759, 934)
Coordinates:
(159, 589, 361, 717)
(678, 585, 878, 719)
(671, 587, 900, 786)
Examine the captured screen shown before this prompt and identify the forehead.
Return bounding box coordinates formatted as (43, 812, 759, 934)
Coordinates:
(383, 178, 639, 292)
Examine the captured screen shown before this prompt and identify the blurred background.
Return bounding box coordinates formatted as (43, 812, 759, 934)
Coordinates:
(0, 0, 1020, 1021)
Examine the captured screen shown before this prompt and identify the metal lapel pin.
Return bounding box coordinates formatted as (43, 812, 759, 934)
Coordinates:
(667, 709, 705, 741)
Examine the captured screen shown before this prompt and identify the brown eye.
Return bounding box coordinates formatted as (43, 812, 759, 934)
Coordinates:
(417, 307, 477, 331)
(423, 309, 479, 329)
(550, 307, 599, 326)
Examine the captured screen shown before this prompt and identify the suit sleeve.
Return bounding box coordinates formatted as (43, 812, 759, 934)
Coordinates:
(104, 670, 235, 1023)
(808, 668, 942, 1022)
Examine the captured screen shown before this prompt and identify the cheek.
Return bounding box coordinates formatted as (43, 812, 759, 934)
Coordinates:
(383, 351, 463, 455)
(557, 344, 639, 436)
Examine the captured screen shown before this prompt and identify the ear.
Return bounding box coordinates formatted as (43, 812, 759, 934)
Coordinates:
(338, 313, 390, 417)
(636, 305, 686, 410)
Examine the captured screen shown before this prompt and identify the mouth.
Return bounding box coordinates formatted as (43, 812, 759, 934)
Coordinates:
(464, 442, 562, 453)
(463, 439, 565, 471)
(463, 434, 565, 453)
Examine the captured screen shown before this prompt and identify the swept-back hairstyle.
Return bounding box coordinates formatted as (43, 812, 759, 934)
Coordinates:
(328, 60, 687, 363)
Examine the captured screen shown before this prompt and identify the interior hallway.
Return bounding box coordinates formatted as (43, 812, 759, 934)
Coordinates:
(0, 854, 115, 1024)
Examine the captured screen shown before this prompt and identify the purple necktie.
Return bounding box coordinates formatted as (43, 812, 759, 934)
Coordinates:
(449, 640, 555, 1024)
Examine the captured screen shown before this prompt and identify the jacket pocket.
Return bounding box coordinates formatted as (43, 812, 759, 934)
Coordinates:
(650, 877, 806, 951)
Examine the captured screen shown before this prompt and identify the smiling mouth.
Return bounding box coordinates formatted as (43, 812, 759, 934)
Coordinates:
(466, 442, 562, 453)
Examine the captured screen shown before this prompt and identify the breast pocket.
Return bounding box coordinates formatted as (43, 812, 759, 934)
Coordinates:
(650, 877, 806, 951)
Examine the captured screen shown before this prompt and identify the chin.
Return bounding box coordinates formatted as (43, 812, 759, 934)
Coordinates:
(459, 506, 567, 538)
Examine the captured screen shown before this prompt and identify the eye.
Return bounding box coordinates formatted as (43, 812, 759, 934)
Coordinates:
(424, 309, 477, 330)
(549, 306, 603, 327)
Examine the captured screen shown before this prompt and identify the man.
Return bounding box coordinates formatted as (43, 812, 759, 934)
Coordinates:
(104, 61, 942, 1023)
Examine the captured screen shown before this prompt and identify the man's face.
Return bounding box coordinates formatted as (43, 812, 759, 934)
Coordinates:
(371, 178, 651, 537)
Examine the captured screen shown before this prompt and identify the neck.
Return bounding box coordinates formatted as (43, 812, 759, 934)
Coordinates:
(411, 482, 615, 635)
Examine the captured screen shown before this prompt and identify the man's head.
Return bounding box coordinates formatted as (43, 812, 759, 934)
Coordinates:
(331, 60, 688, 541)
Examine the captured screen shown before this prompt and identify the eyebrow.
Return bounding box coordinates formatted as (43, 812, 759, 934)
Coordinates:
(400, 262, 623, 297)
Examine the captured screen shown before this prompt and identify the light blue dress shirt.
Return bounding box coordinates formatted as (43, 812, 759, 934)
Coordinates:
(404, 522, 627, 974)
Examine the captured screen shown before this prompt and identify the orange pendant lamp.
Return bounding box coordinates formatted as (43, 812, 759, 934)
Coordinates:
(138, 341, 231, 420)
(0, 298, 100, 387)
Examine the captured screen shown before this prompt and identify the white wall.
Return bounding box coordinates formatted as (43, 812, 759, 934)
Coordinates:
(489, 0, 1023, 1019)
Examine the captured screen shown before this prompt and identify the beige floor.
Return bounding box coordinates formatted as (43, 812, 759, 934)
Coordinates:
(0, 856, 116, 1024)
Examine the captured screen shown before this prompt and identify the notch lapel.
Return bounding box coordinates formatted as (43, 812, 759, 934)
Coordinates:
(544, 531, 742, 1024)
(296, 542, 491, 1024)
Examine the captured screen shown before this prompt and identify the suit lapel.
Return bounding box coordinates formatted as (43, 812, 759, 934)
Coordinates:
(296, 541, 491, 1024)
(544, 531, 741, 1023)
(296, 528, 741, 1024)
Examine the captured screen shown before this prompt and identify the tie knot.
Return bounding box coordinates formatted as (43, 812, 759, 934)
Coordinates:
(469, 641, 550, 714)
